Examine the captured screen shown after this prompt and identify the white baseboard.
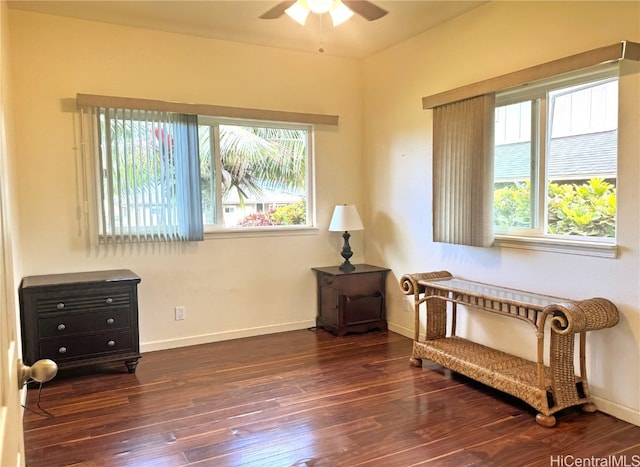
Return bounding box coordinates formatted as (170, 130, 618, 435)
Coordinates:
(387, 322, 413, 339)
(592, 395, 640, 427)
(140, 319, 316, 353)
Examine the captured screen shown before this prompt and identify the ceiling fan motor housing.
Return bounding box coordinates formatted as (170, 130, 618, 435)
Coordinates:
(307, 0, 335, 14)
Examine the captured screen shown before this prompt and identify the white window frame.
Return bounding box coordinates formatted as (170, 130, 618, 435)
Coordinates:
(493, 64, 620, 258)
(197, 116, 317, 237)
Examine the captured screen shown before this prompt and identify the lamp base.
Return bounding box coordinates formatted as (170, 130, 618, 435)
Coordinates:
(338, 231, 356, 272)
(339, 260, 355, 272)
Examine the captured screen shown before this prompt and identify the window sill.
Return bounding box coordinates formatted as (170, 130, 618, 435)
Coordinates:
(493, 235, 618, 258)
(203, 226, 319, 240)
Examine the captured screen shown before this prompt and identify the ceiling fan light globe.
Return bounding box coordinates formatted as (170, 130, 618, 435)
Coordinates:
(285, 0, 310, 25)
(329, 1, 354, 26)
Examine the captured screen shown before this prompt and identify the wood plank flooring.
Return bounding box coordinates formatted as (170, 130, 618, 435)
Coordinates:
(23, 330, 640, 466)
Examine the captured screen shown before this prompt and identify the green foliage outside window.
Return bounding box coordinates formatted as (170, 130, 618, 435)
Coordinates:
(494, 178, 616, 238)
(269, 199, 307, 225)
(494, 181, 531, 228)
(236, 199, 307, 227)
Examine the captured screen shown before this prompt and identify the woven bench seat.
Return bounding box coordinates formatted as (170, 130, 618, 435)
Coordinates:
(413, 336, 553, 413)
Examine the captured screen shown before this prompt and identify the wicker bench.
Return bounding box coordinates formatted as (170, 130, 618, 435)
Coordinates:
(399, 271, 619, 427)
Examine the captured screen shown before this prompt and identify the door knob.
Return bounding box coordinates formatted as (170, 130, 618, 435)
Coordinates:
(18, 359, 58, 388)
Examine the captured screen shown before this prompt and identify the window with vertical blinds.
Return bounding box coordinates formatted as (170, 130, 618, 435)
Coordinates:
(425, 41, 638, 254)
(79, 94, 331, 243)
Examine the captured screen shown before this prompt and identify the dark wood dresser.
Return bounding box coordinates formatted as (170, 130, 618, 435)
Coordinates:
(311, 264, 390, 336)
(19, 269, 141, 373)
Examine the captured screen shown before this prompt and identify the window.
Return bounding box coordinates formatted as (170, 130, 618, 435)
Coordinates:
(84, 104, 314, 243)
(197, 117, 311, 231)
(493, 65, 618, 243)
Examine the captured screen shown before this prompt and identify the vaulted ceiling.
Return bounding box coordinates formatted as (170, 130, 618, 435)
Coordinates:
(8, 1, 486, 59)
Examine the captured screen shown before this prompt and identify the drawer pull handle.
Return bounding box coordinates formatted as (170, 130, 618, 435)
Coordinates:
(58, 346, 67, 354)
(57, 323, 66, 331)
(106, 318, 115, 325)
(105, 298, 113, 304)
(107, 340, 116, 347)
(56, 302, 65, 310)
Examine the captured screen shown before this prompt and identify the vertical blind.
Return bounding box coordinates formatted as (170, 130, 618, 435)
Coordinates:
(87, 107, 203, 243)
(432, 94, 495, 247)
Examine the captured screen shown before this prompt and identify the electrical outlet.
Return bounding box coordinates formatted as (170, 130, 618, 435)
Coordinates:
(175, 306, 185, 320)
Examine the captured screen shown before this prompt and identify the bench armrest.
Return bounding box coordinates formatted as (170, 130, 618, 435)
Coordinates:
(399, 271, 452, 297)
(543, 298, 619, 335)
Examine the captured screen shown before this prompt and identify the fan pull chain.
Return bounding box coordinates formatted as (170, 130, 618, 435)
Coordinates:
(318, 13, 326, 53)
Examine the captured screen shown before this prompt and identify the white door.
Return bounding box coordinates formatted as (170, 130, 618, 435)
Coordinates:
(0, 146, 24, 465)
(0, 281, 24, 467)
(0, 5, 25, 458)
(0, 199, 24, 465)
(1, 3, 27, 463)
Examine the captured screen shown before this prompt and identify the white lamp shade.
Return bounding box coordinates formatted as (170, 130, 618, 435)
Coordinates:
(328, 204, 364, 232)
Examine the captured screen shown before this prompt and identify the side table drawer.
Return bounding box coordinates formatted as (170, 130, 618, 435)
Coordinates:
(40, 330, 135, 361)
(38, 308, 131, 337)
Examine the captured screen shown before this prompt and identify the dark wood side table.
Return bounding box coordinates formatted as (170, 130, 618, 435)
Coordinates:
(19, 269, 142, 373)
(311, 264, 390, 336)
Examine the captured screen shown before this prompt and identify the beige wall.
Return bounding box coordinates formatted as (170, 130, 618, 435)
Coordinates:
(8, 10, 365, 349)
(362, 1, 640, 425)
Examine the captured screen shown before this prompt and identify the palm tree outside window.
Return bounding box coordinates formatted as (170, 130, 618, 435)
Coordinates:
(198, 117, 311, 230)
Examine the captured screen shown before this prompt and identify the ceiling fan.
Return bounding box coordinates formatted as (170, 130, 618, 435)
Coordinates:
(260, 0, 388, 26)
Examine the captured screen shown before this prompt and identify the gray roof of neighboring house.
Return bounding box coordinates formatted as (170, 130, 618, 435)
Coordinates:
(495, 130, 617, 182)
(222, 186, 303, 205)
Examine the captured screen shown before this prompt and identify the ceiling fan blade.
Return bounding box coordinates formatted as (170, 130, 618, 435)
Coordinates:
(342, 1, 388, 21)
(259, 1, 296, 19)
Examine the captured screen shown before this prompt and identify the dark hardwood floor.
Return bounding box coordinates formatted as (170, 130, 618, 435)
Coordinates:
(23, 330, 640, 466)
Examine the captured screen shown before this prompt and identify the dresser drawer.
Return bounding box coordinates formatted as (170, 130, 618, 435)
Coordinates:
(34, 289, 132, 314)
(38, 308, 131, 338)
(40, 330, 135, 361)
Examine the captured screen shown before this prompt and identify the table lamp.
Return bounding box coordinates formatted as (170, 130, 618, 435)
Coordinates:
(328, 204, 364, 272)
